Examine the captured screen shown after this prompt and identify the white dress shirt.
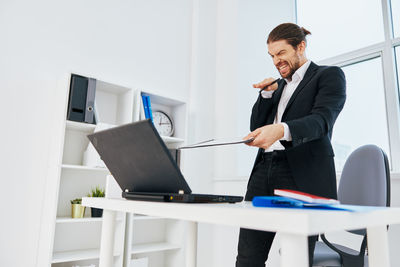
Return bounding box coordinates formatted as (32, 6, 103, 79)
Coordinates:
(261, 60, 311, 152)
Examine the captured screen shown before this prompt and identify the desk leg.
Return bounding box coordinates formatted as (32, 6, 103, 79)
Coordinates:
(367, 225, 390, 267)
(99, 209, 116, 267)
(185, 221, 198, 267)
(280, 233, 308, 267)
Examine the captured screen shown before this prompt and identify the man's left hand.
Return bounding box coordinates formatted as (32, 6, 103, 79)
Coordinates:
(244, 124, 284, 149)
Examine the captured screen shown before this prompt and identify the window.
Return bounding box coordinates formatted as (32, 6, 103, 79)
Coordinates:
(332, 57, 391, 171)
(391, 0, 400, 37)
(297, 0, 400, 172)
(297, 0, 384, 61)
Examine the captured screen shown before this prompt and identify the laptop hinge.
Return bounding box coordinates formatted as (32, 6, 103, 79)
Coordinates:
(178, 190, 185, 195)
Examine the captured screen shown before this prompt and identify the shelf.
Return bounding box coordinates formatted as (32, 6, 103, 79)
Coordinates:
(141, 91, 186, 106)
(56, 216, 123, 224)
(131, 242, 181, 255)
(52, 248, 120, 263)
(161, 136, 184, 144)
(61, 164, 108, 172)
(66, 120, 96, 133)
(56, 217, 102, 223)
(132, 215, 166, 221)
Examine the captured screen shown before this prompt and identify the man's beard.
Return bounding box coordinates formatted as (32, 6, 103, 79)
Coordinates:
(280, 58, 301, 80)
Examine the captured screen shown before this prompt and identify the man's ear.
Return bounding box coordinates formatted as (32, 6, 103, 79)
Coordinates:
(297, 41, 306, 54)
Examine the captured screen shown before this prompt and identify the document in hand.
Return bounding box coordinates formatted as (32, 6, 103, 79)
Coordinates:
(252, 196, 384, 212)
(274, 189, 340, 204)
(178, 137, 254, 149)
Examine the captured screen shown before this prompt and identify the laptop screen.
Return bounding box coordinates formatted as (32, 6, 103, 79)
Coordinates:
(87, 119, 192, 194)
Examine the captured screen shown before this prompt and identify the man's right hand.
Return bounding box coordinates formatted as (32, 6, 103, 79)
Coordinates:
(253, 78, 279, 91)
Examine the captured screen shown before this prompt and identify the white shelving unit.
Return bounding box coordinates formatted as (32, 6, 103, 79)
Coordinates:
(48, 74, 189, 267)
(50, 75, 134, 267)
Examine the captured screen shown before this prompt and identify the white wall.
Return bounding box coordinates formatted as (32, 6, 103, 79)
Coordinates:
(0, 1, 193, 266)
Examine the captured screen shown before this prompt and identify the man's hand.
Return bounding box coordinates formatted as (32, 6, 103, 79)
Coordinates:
(253, 77, 279, 91)
(244, 124, 284, 149)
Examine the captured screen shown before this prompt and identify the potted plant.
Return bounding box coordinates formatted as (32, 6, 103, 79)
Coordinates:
(87, 186, 105, 217)
(70, 198, 85, 218)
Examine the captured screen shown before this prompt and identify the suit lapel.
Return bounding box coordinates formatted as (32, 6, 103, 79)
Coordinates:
(282, 62, 318, 119)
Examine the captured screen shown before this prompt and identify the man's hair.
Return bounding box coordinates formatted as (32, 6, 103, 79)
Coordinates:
(267, 23, 311, 48)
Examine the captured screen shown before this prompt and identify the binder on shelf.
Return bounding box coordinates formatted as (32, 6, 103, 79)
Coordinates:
(141, 94, 150, 119)
(67, 74, 97, 124)
(146, 95, 154, 122)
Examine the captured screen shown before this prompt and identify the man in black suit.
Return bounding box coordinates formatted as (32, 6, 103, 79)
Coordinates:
(236, 23, 346, 267)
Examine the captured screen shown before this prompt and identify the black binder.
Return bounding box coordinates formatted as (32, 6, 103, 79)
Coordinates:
(67, 74, 96, 124)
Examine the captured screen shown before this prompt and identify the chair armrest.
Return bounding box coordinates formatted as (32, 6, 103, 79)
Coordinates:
(320, 234, 367, 258)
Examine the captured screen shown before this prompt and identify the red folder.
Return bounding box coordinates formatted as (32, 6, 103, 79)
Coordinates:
(274, 189, 339, 204)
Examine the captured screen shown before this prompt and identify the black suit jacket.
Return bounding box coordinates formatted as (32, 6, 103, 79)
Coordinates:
(250, 62, 346, 199)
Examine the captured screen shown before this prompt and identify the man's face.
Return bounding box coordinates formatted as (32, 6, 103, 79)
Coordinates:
(268, 40, 305, 80)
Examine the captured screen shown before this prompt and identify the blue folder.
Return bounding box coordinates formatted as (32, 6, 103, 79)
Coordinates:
(252, 196, 384, 212)
(146, 95, 154, 122)
(142, 94, 150, 119)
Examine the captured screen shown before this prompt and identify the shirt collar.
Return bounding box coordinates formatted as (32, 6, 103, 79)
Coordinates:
(284, 60, 311, 84)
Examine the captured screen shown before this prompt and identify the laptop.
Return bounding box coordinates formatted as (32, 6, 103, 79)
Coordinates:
(87, 119, 243, 203)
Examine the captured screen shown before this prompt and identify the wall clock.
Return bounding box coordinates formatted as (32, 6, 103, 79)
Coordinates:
(153, 110, 174, 137)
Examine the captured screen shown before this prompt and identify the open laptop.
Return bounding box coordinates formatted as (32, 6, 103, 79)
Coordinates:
(87, 119, 243, 203)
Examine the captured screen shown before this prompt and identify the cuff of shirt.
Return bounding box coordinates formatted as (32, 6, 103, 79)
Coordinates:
(280, 123, 292, 141)
(260, 90, 274, 98)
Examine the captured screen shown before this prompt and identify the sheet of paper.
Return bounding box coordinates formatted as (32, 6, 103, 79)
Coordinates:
(178, 137, 254, 149)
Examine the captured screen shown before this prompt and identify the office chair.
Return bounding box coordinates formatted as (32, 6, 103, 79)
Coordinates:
(312, 144, 391, 267)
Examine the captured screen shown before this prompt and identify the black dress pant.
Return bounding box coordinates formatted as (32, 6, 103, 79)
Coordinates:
(236, 150, 318, 267)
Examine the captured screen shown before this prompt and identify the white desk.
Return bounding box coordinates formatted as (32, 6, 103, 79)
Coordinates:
(82, 197, 400, 267)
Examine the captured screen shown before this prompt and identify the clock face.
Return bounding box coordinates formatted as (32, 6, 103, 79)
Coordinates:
(153, 111, 174, 137)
